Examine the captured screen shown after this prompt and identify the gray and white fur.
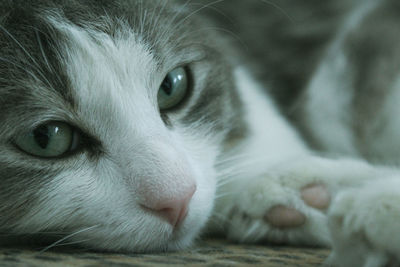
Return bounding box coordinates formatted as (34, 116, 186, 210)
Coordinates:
(0, 1, 399, 266)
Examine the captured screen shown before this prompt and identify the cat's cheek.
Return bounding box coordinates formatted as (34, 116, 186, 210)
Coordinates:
(16, 163, 130, 231)
(12, 136, 218, 252)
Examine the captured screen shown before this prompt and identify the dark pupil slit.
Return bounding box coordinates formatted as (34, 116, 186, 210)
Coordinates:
(33, 125, 50, 149)
(162, 75, 173, 95)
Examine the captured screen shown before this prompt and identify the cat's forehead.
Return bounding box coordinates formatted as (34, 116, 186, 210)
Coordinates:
(49, 14, 160, 135)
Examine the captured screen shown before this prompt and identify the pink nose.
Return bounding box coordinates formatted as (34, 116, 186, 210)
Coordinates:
(141, 184, 196, 227)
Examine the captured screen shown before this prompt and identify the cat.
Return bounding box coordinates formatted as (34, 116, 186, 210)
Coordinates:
(1, 0, 399, 266)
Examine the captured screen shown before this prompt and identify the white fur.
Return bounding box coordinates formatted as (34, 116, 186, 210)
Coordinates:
(233, 68, 308, 163)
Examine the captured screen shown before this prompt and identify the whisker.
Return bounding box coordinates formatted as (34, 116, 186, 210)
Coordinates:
(216, 178, 241, 188)
(216, 160, 268, 178)
(0, 56, 40, 79)
(215, 152, 264, 166)
(214, 191, 236, 200)
(149, 0, 169, 39)
(0, 231, 70, 236)
(159, 0, 226, 46)
(156, 0, 193, 45)
(259, 0, 295, 23)
(0, 25, 55, 88)
(176, 0, 227, 28)
(32, 27, 66, 88)
(189, 2, 236, 26)
(208, 212, 234, 229)
(34, 29, 51, 71)
(45, 238, 94, 249)
(181, 26, 249, 51)
(38, 225, 99, 253)
(0, 26, 41, 69)
(204, 215, 228, 231)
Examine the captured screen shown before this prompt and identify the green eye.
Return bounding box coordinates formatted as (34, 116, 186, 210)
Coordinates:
(14, 122, 80, 158)
(158, 67, 189, 110)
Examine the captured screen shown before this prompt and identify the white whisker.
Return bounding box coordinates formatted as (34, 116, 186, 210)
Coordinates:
(214, 191, 235, 200)
(259, 0, 295, 23)
(38, 225, 100, 253)
(156, 0, 193, 45)
(0, 25, 54, 89)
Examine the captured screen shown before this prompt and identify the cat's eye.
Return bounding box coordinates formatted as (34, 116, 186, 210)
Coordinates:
(158, 67, 189, 110)
(14, 122, 80, 158)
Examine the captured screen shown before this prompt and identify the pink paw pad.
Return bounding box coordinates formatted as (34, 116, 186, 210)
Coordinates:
(264, 205, 306, 228)
(264, 184, 330, 229)
(301, 184, 330, 210)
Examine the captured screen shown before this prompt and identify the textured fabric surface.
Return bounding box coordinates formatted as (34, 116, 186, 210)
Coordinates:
(0, 239, 329, 266)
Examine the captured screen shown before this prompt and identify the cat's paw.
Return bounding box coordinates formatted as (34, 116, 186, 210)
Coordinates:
(214, 157, 339, 246)
(265, 184, 330, 228)
(326, 178, 400, 267)
(227, 181, 331, 246)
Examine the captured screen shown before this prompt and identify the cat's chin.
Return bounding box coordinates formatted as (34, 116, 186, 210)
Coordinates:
(67, 201, 212, 253)
(1, 217, 204, 253)
(77, 220, 204, 253)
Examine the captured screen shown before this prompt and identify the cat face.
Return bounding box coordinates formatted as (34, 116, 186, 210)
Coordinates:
(0, 0, 244, 251)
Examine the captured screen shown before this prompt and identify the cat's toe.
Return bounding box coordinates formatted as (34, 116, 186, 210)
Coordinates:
(327, 178, 400, 267)
(301, 184, 330, 210)
(264, 205, 306, 228)
(263, 183, 330, 229)
(264, 184, 331, 229)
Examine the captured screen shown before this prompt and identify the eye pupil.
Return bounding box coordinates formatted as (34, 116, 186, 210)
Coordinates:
(15, 122, 79, 158)
(157, 67, 189, 110)
(162, 76, 173, 95)
(33, 125, 50, 149)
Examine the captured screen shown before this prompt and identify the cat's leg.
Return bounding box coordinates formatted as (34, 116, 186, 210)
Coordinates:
(217, 68, 399, 257)
(210, 68, 384, 246)
(210, 155, 394, 247)
(212, 152, 400, 267)
(326, 177, 400, 267)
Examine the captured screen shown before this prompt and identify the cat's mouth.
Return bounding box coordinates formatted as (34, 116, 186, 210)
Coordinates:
(174, 207, 189, 229)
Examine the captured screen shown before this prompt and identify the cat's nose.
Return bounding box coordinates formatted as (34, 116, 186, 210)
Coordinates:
(141, 184, 196, 227)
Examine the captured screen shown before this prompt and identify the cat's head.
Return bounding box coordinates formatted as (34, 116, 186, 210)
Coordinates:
(0, 0, 244, 252)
